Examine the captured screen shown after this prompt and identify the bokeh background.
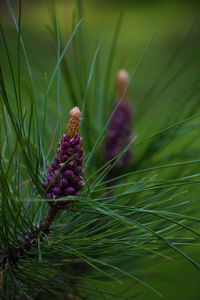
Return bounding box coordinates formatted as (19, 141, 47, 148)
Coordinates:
(1, 0, 200, 299)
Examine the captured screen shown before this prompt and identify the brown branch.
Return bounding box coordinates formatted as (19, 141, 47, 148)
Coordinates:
(0, 206, 59, 270)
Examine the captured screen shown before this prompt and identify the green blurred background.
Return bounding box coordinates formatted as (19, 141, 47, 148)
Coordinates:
(1, 0, 200, 299)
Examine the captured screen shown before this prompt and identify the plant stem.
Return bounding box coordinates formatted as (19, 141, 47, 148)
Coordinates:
(0, 206, 59, 270)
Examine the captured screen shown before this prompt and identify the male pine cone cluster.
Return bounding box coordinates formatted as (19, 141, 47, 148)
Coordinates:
(42, 107, 84, 206)
(106, 69, 134, 173)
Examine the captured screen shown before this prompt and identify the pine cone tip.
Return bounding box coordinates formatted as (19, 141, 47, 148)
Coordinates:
(67, 106, 81, 138)
(116, 69, 129, 100)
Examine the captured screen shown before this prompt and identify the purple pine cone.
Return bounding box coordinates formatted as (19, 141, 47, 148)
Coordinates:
(43, 134, 84, 206)
(106, 100, 134, 171)
(42, 107, 84, 207)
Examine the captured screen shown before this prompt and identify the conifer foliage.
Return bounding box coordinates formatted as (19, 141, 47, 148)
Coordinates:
(1, 1, 200, 299)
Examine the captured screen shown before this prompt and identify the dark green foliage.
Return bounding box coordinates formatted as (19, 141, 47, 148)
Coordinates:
(0, 1, 200, 299)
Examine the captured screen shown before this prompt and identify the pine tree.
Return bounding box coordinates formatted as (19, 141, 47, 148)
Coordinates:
(1, 1, 200, 299)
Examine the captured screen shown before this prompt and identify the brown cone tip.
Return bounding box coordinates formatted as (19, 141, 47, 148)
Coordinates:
(67, 106, 81, 138)
(116, 69, 129, 100)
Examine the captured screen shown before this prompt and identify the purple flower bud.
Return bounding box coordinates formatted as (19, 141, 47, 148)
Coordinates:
(77, 157, 83, 165)
(71, 176, 80, 185)
(65, 186, 75, 195)
(62, 154, 69, 161)
(67, 161, 75, 169)
(51, 161, 58, 169)
(61, 149, 66, 156)
(67, 147, 74, 155)
(47, 175, 53, 182)
(74, 166, 83, 176)
(64, 169, 74, 178)
(76, 136, 82, 143)
(53, 186, 62, 196)
(61, 178, 69, 187)
(108, 129, 117, 138)
(63, 142, 69, 148)
(70, 138, 77, 146)
(73, 153, 79, 160)
(53, 170, 60, 181)
(74, 145, 80, 152)
(46, 193, 53, 199)
(63, 134, 69, 142)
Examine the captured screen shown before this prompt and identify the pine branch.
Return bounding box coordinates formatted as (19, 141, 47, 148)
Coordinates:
(1, 107, 84, 273)
(1, 1, 200, 298)
(0, 206, 59, 270)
